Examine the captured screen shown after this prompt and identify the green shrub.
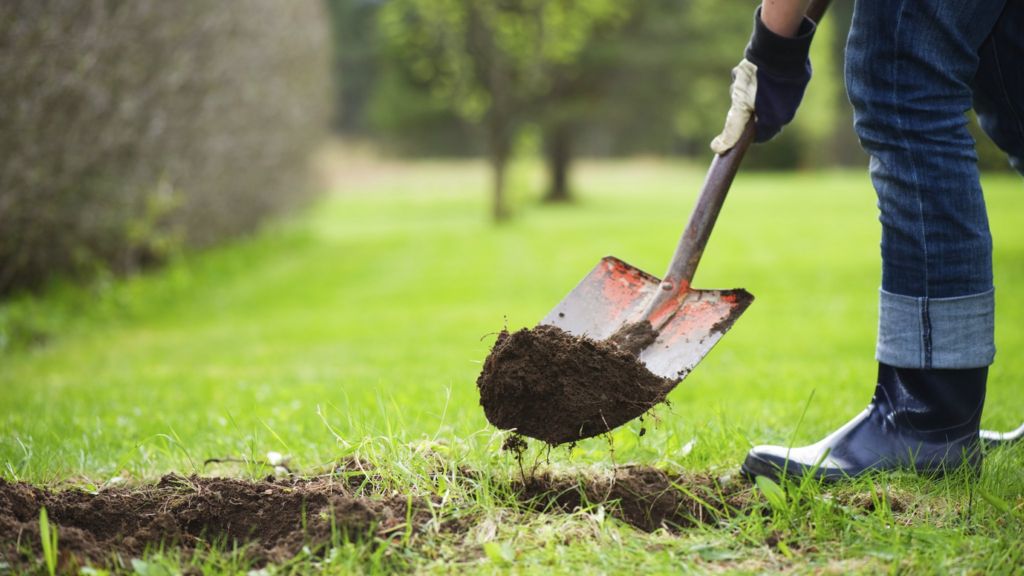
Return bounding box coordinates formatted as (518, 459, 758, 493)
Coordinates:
(0, 1, 331, 296)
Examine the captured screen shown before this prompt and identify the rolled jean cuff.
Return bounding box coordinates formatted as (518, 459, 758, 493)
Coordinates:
(876, 288, 995, 369)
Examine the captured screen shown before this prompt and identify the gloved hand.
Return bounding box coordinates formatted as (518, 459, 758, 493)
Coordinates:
(710, 7, 817, 154)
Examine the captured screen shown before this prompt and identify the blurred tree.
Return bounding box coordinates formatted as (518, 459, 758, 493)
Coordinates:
(334, 0, 926, 180)
(535, 0, 686, 202)
(533, 37, 612, 202)
(327, 0, 484, 156)
(671, 0, 750, 156)
(327, 0, 378, 135)
(367, 65, 482, 156)
(788, 2, 843, 168)
(823, 1, 863, 167)
(379, 0, 632, 219)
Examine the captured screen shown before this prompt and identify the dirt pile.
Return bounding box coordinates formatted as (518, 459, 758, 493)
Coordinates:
(0, 464, 750, 571)
(0, 474, 430, 571)
(477, 325, 673, 445)
(515, 465, 749, 532)
(0, 459, 909, 570)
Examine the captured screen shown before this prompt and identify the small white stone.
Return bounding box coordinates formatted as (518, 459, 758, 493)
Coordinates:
(680, 438, 697, 457)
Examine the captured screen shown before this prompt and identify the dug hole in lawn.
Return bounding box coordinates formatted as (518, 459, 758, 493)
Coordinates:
(476, 324, 674, 445)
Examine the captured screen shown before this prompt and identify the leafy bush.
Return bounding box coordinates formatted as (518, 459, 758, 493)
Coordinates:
(0, 1, 331, 296)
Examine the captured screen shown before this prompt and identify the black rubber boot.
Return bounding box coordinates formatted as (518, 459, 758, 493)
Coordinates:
(742, 363, 986, 482)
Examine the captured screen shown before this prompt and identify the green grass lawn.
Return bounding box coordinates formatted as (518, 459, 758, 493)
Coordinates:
(2, 157, 1023, 573)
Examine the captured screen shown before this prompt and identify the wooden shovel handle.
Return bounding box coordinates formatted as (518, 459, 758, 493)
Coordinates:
(662, 120, 755, 290)
(806, 0, 832, 25)
(661, 0, 832, 289)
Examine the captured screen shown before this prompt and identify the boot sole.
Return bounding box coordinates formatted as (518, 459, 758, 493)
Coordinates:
(740, 452, 982, 484)
(740, 453, 841, 483)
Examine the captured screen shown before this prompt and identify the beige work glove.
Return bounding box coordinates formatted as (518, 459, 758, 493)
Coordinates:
(710, 59, 758, 155)
(709, 7, 817, 155)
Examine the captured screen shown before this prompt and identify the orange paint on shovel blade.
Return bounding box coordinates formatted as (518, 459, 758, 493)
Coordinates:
(599, 259, 653, 318)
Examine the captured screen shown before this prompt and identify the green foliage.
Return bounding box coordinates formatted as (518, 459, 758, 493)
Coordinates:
(333, 0, 1017, 180)
(671, 0, 751, 150)
(0, 1, 331, 296)
(378, 0, 637, 216)
(367, 66, 483, 156)
(379, 0, 631, 122)
(336, 0, 884, 172)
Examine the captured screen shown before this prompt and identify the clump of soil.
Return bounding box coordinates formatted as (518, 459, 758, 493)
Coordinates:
(606, 320, 661, 356)
(514, 465, 751, 532)
(477, 325, 673, 445)
(0, 474, 431, 572)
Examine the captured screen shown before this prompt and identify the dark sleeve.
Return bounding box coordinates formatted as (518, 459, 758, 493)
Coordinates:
(744, 6, 816, 80)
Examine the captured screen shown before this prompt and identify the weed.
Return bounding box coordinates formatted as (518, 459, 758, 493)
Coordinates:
(39, 507, 58, 576)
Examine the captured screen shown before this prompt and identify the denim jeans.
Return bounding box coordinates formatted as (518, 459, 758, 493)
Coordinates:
(845, 0, 1024, 369)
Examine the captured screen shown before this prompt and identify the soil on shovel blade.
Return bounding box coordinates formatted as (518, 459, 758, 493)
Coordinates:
(477, 324, 674, 445)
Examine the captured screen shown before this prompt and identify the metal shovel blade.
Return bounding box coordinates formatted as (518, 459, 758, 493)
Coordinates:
(540, 256, 752, 381)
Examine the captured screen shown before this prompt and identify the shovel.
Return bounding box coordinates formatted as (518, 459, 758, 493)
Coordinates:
(539, 119, 756, 381)
(539, 0, 831, 383)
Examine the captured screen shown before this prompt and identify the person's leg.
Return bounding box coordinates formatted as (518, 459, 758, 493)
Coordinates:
(972, 0, 1024, 176)
(743, 0, 1007, 481)
(853, 1, 1004, 369)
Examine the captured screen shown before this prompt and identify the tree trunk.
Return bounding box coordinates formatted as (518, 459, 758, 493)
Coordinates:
(544, 123, 573, 203)
(487, 47, 513, 222)
(488, 110, 511, 222)
(490, 142, 509, 222)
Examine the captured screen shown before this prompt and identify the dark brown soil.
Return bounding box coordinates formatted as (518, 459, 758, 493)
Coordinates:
(477, 325, 673, 445)
(2, 459, 907, 571)
(514, 465, 751, 532)
(606, 320, 661, 356)
(0, 473, 432, 572)
(708, 289, 755, 335)
(1, 464, 754, 572)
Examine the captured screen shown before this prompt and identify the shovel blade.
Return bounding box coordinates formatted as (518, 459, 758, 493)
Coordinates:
(540, 256, 752, 381)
